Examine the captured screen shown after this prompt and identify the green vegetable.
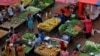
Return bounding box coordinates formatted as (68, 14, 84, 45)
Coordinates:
(79, 53, 88, 56)
(31, 0, 39, 6)
(65, 28, 79, 36)
(69, 19, 79, 26)
(26, 6, 41, 13)
(59, 24, 67, 32)
(22, 33, 35, 39)
(85, 41, 100, 52)
(24, 45, 31, 53)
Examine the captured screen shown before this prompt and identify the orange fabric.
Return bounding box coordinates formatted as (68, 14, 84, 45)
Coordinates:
(56, 7, 71, 17)
(78, 2, 85, 19)
(74, 25, 82, 31)
(17, 46, 24, 52)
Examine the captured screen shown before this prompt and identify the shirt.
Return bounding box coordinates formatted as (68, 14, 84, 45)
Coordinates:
(38, 33, 45, 42)
(8, 7, 14, 16)
(60, 51, 69, 56)
(19, 4, 25, 12)
(32, 37, 41, 48)
(0, 13, 3, 21)
(82, 19, 92, 33)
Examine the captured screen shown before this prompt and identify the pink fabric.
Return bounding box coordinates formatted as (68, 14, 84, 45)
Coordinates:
(55, 0, 66, 4)
(71, 51, 79, 56)
(0, 0, 20, 6)
(82, 19, 92, 33)
(60, 51, 69, 56)
(51, 38, 68, 44)
(10, 34, 18, 43)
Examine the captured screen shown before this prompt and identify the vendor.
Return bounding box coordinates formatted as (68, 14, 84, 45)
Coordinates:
(8, 27, 15, 38)
(0, 11, 3, 24)
(7, 6, 14, 21)
(27, 13, 34, 32)
(81, 17, 92, 39)
(31, 34, 41, 48)
(38, 31, 45, 43)
(57, 9, 66, 24)
(60, 47, 69, 56)
(35, 11, 43, 23)
(16, 43, 25, 56)
(19, 1, 25, 12)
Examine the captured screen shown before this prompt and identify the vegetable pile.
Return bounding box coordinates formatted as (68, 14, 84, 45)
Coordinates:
(85, 41, 100, 53)
(22, 33, 35, 39)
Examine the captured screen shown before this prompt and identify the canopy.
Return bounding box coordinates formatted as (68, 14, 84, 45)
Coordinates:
(0, 0, 20, 6)
(79, 0, 100, 6)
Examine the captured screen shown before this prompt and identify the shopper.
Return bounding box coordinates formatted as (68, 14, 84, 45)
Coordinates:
(8, 27, 15, 38)
(60, 47, 69, 56)
(2, 9, 8, 21)
(4, 41, 12, 56)
(81, 17, 92, 39)
(38, 31, 45, 42)
(16, 43, 25, 56)
(57, 9, 66, 24)
(32, 34, 41, 48)
(36, 11, 43, 23)
(19, 1, 25, 12)
(7, 6, 14, 21)
(27, 13, 34, 32)
(71, 49, 79, 56)
(0, 11, 3, 24)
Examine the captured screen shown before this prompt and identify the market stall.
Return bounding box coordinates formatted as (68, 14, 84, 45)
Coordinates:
(59, 19, 84, 36)
(78, 0, 100, 20)
(79, 41, 100, 56)
(0, 29, 8, 44)
(0, 17, 26, 30)
(13, 0, 32, 7)
(37, 17, 61, 32)
(14, 33, 36, 54)
(18, 6, 41, 18)
(34, 42, 60, 56)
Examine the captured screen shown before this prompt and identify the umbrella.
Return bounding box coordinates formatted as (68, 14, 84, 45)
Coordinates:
(0, 0, 20, 6)
(79, 0, 100, 6)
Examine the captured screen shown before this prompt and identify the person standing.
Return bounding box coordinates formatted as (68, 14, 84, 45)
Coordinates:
(82, 18, 92, 39)
(38, 31, 45, 42)
(31, 34, 41, 48)
(60, 47, 69, 56)
(19, 1, 25, 12)
(27, 13, 34, 32)
(7, 6, 14, 21)
(16, 43, 25, 56)
(36, 11, 43, 23)
(0, 11, 3, 24)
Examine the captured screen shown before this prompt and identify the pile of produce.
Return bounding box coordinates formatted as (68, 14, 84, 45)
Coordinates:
(13, 0, 32, 7)
(37, 17, 61, 31)
(85, 41, 100, 53)
(22, 33, 35, 39)
(37, 3, 50, 9)
(18, 11, 29, 18)
(31, 0, 53, 9)
(65, 28, 79, 36)
(25, 6, 41, 13)
(24, 45, 31, 53)
(10, 17, 26, 24)
(35, 45, 60, 56)
(59, 19, 82, 36)
(0, 29, 8, 38)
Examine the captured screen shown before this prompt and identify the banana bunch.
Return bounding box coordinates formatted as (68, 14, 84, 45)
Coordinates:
(37, 17, 61, 31)
(13, 0, 32, 7)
